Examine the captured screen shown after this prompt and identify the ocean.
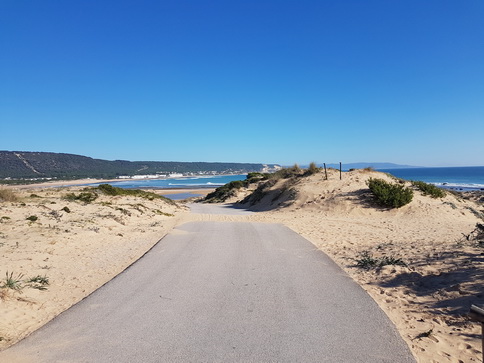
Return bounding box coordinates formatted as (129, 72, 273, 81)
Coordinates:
(379, 166, 484, 191)
(85, 174, 247, 190)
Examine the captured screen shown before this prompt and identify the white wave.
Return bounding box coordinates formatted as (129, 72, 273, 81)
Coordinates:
(168, 183, 224, 187)
(433, 182, 484, 190)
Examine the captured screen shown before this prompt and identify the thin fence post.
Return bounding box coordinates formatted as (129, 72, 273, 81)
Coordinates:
(339, 162, 342, 180)
(323, 163, 328, 180)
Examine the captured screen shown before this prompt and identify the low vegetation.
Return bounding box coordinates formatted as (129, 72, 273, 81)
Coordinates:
(271, 164, 303, 180)
(367, 178, 413, 208)
(355, 251, 407, 269)
(0, 271, 49, 294)
(0, 189, 18, 202)
(62, 185, 175, 205)
(95, 184, 176, 204)
(64, 191, 98, 204)
(411, 180, 446, 198)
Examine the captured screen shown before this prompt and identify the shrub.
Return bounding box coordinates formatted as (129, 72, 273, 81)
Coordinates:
(0, 189, 18, 202)
(26, 215, 38, 222)
(246, 172, 270, 184)
(411, 180, 446, 198)
(64, 191, 98, 204)
(356, 251, 407, 269)
(367, 178, 413, 208)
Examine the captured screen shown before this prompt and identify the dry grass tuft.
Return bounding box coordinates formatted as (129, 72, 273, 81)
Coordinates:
(0, 189, 19, 202)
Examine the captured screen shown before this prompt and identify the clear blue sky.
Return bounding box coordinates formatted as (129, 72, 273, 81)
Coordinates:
(1, 1, 483, 167)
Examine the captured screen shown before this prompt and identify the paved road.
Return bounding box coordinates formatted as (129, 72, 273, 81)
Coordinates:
(0, 205, 415, 362)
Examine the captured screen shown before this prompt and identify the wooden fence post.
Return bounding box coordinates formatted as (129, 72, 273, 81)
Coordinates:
(323, 163, 328, 180)
(339, 162, 342, 180)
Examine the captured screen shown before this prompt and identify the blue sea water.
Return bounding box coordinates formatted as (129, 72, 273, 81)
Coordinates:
(379, 166, 484, 191)
(86, 174, 246, 189)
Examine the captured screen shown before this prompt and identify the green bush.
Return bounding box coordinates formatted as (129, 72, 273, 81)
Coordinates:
(26, 215, 38, 222)
(411, 181, 446, 198)
(367, 178, 413, 208)
(64, 192, 98, 204)
(246, 172, 270, 184)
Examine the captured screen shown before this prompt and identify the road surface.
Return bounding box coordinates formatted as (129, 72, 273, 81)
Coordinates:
(0, 204, 415, 362)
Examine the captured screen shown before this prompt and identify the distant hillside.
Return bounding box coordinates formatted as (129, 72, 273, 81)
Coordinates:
(0, 151, 280, 181)
(324, 162, 419, 170)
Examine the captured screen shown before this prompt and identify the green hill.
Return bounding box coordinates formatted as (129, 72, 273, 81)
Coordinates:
(0, 151, 279, 181)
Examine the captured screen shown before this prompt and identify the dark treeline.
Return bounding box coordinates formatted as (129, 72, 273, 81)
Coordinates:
(0, 151, 278, 180)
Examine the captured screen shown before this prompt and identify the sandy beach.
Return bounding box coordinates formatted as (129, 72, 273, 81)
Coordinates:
(1, 170, 483, 362)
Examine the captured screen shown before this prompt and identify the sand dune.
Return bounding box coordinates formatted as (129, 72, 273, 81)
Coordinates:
(226, 169, 484, 362)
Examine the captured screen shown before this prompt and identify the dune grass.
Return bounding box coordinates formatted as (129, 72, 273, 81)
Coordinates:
(0, 189, 18, 202)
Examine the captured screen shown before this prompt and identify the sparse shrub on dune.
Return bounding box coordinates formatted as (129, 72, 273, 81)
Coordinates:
(271, 164, 303, 180)
(246, 172, 270, 184)
(303, 162, 321, 176)
(411, 180, 446, 199)
(64, 191, 98, 204)
(95, 184, 175, 204)
(26, 215, 38, 222)
(355, 251, 407, 270)
(367, 178, 413, 208)
(0, 189, 18, 202)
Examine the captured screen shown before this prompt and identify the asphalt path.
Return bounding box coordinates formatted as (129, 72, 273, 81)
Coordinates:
(0, 204, 415, 362)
